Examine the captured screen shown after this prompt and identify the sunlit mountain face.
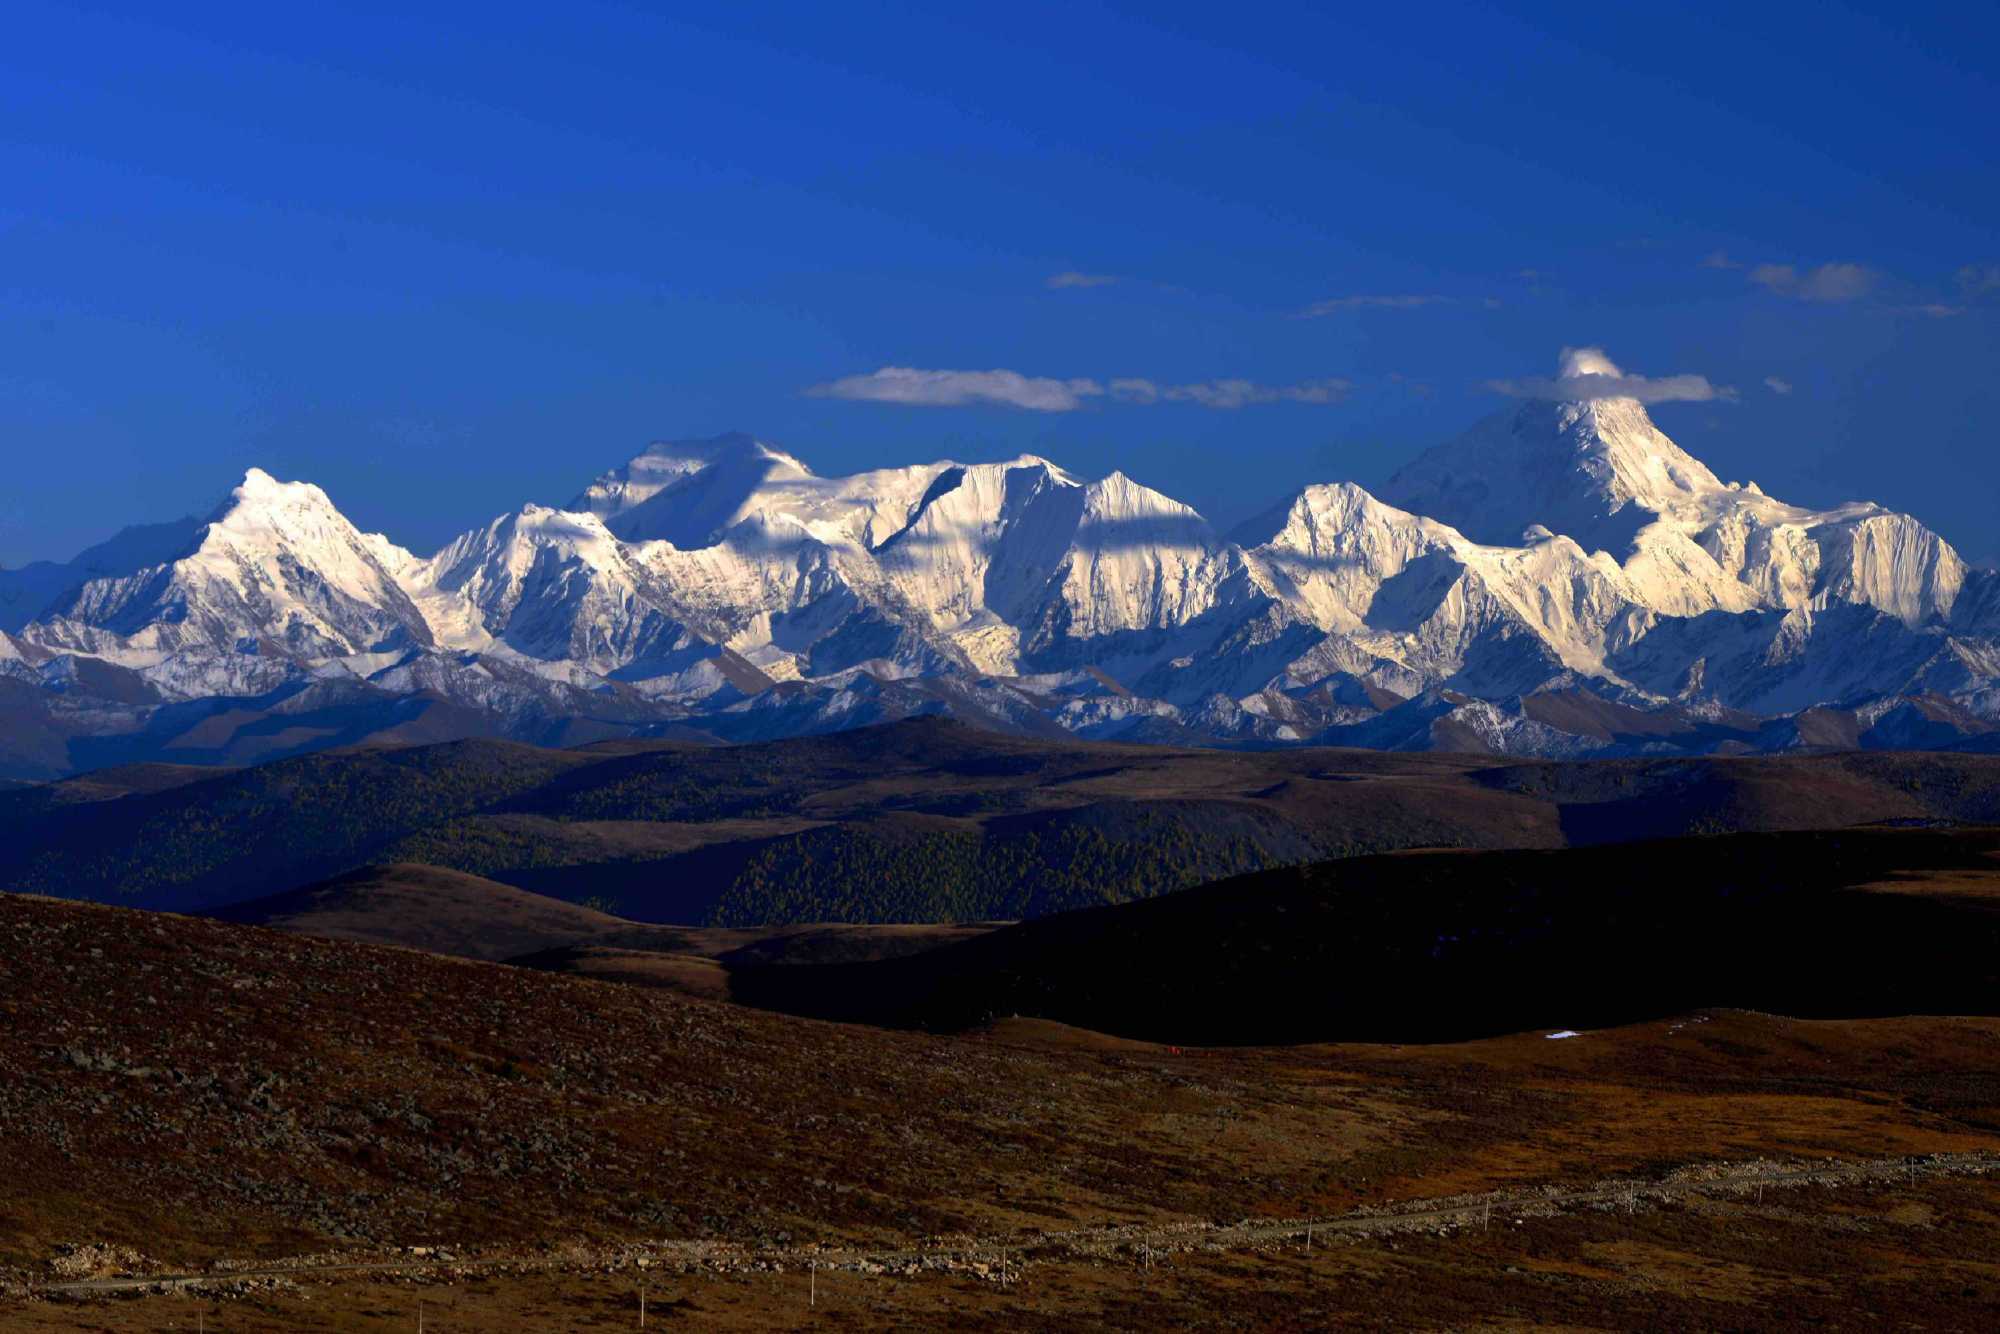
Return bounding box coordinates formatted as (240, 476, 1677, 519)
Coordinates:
(2, 351, 1997, 778)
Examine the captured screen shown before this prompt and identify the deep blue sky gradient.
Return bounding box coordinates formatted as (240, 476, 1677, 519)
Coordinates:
(3, 2, 1996, 565)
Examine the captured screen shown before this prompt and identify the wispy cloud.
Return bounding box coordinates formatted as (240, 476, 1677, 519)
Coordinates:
(1486, 346, 1736, 404)
(808, 368, 1105, 411)
(809, 367, 1351, 412)
(1799, 265, 1875, 302)
(1295, 294, 1451, 317)
(1108, 377, 1351, 408)
(1747, 264, 1794, 292)
(1898, 303, 1964, 318)
(1045, 271, 1120, 290)
(1764, 376, 1793, 395)
(1748, 261, 1874, 303)
(1699, 250, 1743, 270)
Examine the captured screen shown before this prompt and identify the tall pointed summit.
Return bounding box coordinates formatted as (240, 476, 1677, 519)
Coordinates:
(34, 469, 434, 662)
(1382, 347, 1725, 553)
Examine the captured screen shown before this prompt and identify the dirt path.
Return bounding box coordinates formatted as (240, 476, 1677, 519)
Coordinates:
(36, 1150, 1997, 1299)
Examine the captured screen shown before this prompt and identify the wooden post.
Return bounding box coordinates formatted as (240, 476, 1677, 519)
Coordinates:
(1305, 1219, 1312, 1253)
(810, 1257, 816, 1310)
(640, 1279, 647, 1328)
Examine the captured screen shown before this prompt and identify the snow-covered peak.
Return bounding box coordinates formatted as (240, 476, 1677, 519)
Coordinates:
(28, 468, 433, 667)
(1382, 356, 1967, 628)
(234, 464, 288, 495)
(1234, 481, 1449, 552)
(207, 467, 405, 557)
(570, 432, 810, 520)
(409, 502, 722, 671)
(1079, 469, 1205, 527)
(1383, 393, 1723, 553)
(12, 393, 1998, 752)
(1236, 480, 1632, 686)
(422, 503, 624, 583)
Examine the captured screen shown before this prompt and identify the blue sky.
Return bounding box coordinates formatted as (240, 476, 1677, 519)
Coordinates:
(3, 1, 1996, 566)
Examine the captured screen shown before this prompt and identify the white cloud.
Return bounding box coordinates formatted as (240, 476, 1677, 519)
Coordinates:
(1109, 377, 1350, 408)
(810, 367, 1350, 412)
(1295, 294, 1451, 317)
(1749, 261, 1874, 302)
(1487, 346, 1736, 404)
(1899, 303, 1964, 318)
(1700, 250, 1742, 270)
(1764, 376, 1793, 395)
(1046, 271, 1120, 289)
(807, 367, 1105, 411)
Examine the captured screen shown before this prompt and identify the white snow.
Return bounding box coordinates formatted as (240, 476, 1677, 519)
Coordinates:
(14, 349, 2000, 741)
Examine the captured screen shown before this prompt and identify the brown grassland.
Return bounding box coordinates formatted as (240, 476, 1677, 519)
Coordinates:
(3, 876, 2000, 1329)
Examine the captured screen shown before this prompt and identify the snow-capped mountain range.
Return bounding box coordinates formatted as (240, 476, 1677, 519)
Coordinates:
(3, 348, 1996, 777)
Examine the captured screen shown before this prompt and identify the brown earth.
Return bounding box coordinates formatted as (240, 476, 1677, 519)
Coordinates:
(215, 861, 1004, 988)
(209, 864, 630, 961)
(508, 922, 1003, 995)
(4, 890, 2000, 1328)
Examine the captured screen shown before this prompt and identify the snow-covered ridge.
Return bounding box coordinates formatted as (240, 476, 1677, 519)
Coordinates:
(29, 468, 433, 669)
(7, 349, 1998, 760)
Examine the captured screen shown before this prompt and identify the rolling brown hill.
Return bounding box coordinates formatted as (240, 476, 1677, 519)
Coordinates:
(209, 863, 631, 961)
(216, 861, 1003, 990)
(5, 888, 2000, 1328)
(12, 719, 2000, 928)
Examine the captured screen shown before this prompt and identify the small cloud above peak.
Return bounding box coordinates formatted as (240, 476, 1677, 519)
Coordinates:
(1764, 376, 1793, 395)
(1558, 346, 1623, 379)
(1046, 271, 1119, 289)
(1486, 347, 1735, 405)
